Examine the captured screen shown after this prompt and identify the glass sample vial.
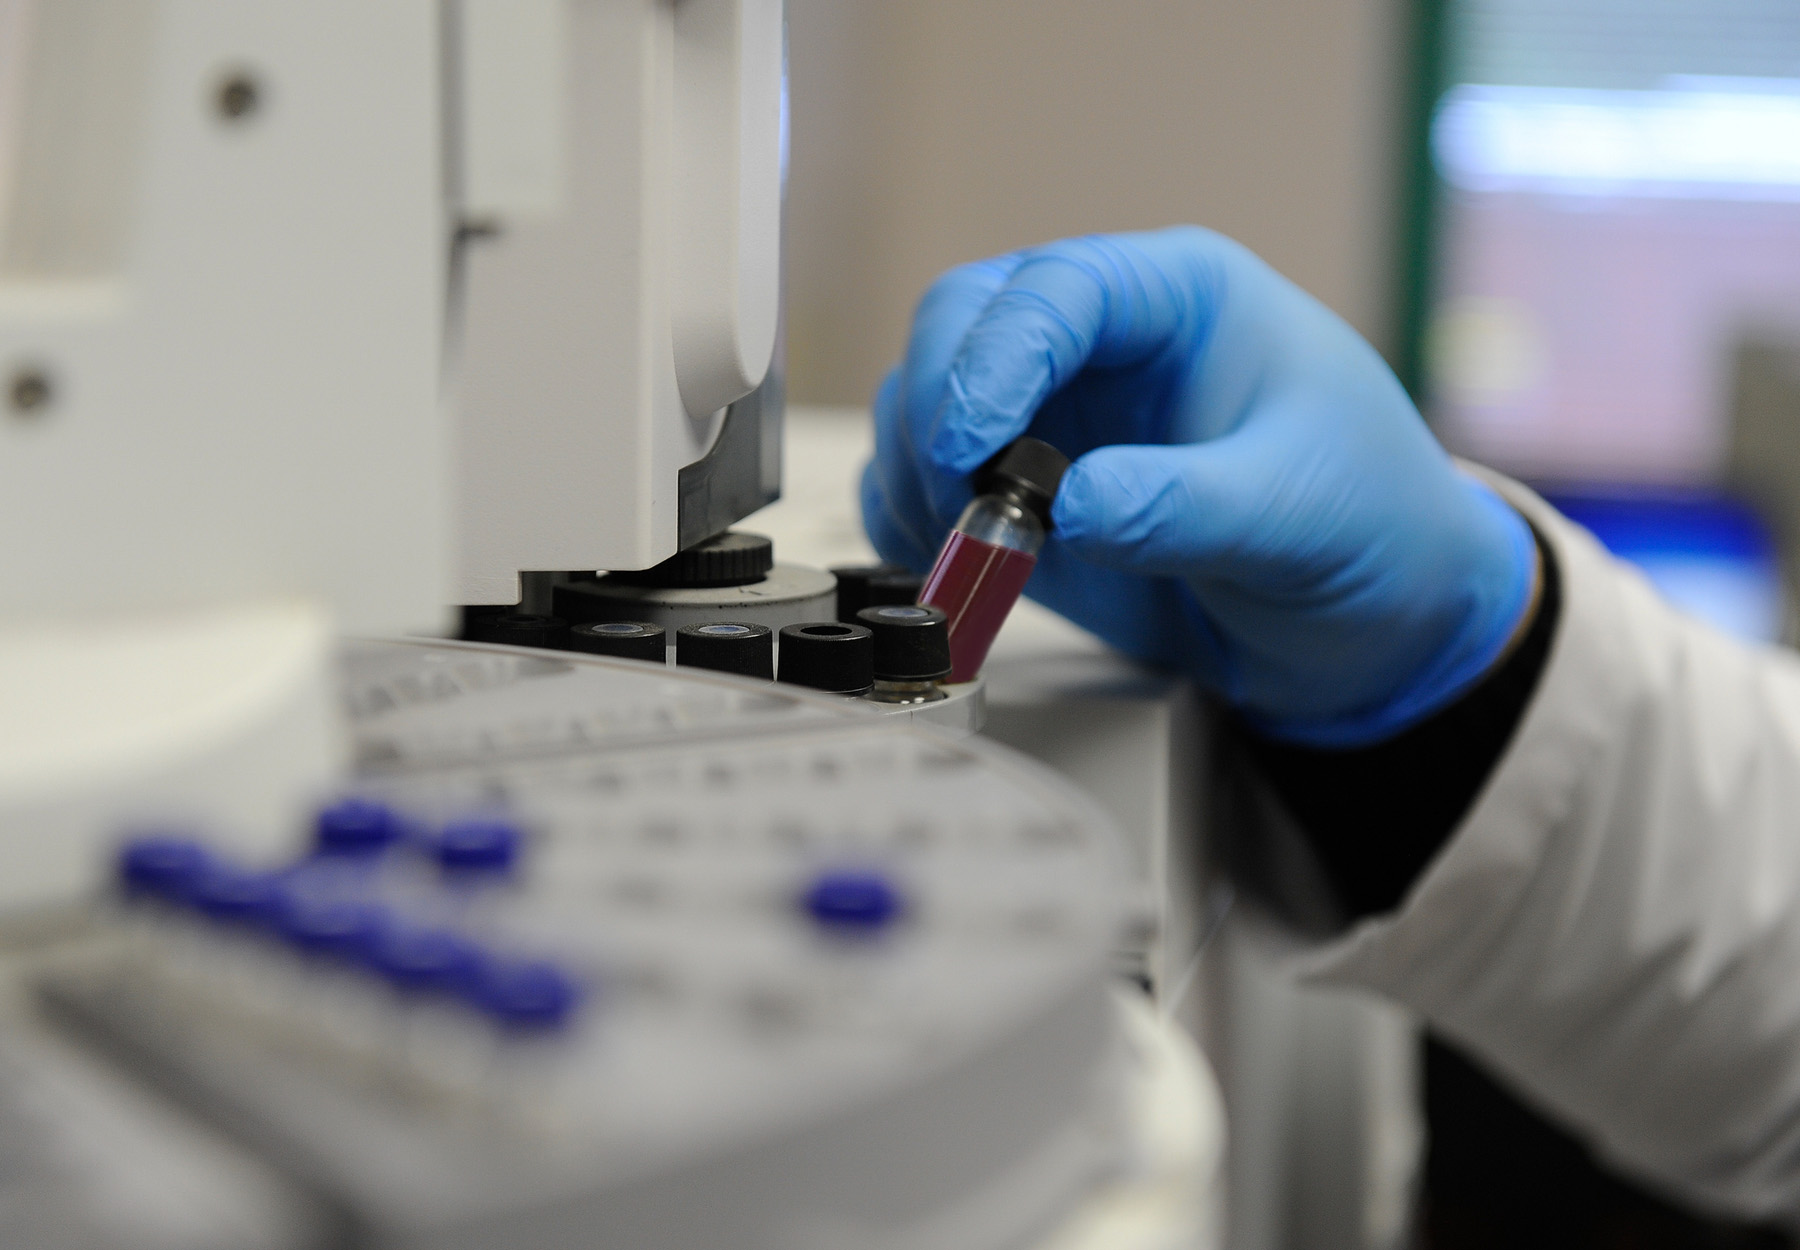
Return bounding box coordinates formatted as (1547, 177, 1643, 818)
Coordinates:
(920, 437, 1069, 683)
(856, 605, 952, 703)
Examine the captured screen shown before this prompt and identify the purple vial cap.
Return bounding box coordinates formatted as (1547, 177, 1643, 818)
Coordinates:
(188, 863, 283, 925)
(364, 924, 484, 995)
(117, 836, 213, 901)
(315, 798, 402, 856)
(801, 871, 904, 932)
(464, 959, 582, 1031)
(434, 818, 522, 874)
(274, 893, 390, 960)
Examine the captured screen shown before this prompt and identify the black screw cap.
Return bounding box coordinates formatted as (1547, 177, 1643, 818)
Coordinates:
(866, 571, 924, 609)
(551, 579, 613, 625)
(830, 562, 912, 622)
(464, 612, 570, 650)
(778, 622, 874, 695)
(975, 437, 1070, 526)
(569, 621, 666, 662)
(676, 622, 773, 679)
(610, 531, 773, 589)
(855, 605, 952, 682)
(459, 604, 511, 638)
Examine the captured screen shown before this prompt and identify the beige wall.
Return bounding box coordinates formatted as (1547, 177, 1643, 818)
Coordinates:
(785, 0, 1407, 407)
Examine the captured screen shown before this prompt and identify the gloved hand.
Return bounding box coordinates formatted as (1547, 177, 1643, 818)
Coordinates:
(860, 227, 1537, 746)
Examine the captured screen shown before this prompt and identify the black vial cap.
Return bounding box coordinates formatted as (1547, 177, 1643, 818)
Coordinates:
(459, 604, 512, 638)
(676, 622, 773, 680)
(856, 605, 952, 682)
(830, 562, 911, 622)
(975, 437, 1070, 526)
(610, 531, 773, 589)
(778, 622, 874, 695)
(552, 580, 614, 625)
(569, 621, 666, 662)
(866, 571, 924, 609)
(464, 612, 570, 650)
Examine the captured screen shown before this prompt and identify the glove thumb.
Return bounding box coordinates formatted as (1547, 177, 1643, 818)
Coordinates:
(1050, 439, 1255, 576)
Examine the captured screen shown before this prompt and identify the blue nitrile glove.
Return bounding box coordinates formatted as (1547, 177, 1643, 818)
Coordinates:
(860, 227, 1537, 747)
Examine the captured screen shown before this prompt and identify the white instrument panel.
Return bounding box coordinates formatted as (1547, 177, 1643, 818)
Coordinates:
(0, 1, 447, 634)
(453, 0, 785, 601)
(41, 641, 1133, 1250)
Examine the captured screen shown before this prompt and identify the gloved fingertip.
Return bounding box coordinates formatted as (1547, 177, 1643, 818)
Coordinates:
(1048, 446, 1224, 574)
(1047, 458, 1112, 546)
(1046, 472, 1087, 541)
(926, 375, 1025, 476)
(926, 414, 998, 478)
(872, 365, 901, 414)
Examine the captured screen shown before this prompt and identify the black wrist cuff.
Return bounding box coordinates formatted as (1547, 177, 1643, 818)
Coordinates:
(1236, 522, 1563, 920)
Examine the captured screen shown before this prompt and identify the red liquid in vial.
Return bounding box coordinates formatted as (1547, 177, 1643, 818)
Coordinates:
(920, 531, 1038, 683)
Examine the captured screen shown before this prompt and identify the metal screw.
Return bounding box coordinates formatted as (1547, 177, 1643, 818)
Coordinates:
(9, 369, 51, 417)
(215, 73, 259, 121)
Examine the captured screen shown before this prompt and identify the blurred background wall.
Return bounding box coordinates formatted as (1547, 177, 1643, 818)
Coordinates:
(782, 0, 1407, 408)
(777, 5, 1800, 1248)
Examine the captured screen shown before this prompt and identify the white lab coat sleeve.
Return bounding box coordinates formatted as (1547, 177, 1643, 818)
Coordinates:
(1300, 476, 1800, 1222)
